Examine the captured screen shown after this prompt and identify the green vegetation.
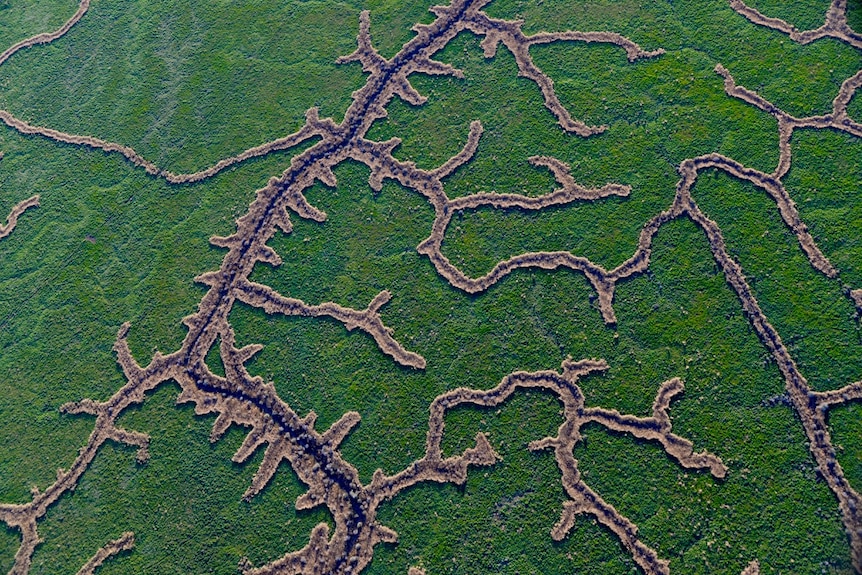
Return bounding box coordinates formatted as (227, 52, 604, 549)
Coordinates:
(0, 0, 78, 50)
(0, 0, 859, 573)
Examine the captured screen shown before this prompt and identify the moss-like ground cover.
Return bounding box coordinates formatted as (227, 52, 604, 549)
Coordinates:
(0, 0, 859, 573)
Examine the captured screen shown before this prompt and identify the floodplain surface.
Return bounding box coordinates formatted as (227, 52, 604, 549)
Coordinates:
(0, 0, 861, 574)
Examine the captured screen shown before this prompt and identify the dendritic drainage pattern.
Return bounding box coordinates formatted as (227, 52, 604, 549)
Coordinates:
(0, 1, 860, 574)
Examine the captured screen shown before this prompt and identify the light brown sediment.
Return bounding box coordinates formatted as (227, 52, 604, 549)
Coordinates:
(0, 195, 39, 240)
(0, 1, 672, 570)
(460, 10, 664, 136)
(407, 568, 426, 575)
(691, 15, 862, 564)
(851, 289, 862, 311)
(0, 0, 90, 68)
(0, 110, 160, 176)
(679, 159, 862, 571)
(75, 532, 134, 575)
(729, 0, 862, 49)
(336, 11, 390, 75)
(833, 68, 862, 126)
(346, 124, 633, 322)
(430, 121, 482, 180)
(0, 0, 322, 186)
(740, 559, 759, 575)
(0, 0, 664, 183)
(366, 134, 862, 569)
(686, 150, 837, 278)
(0, 110, 319, 184)
(1, 0, 861, 573)
(715, 64, 862, 179)
(383, 358, 724, 575)
(582, 378, 727, 478)
(230, 280, 426, 369)
(812, 380, 862, 408)
(389, 145, 835, 323)
(0, 400, 148, 575)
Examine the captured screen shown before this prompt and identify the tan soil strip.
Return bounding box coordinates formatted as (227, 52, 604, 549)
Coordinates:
(0, 110, 318, 184)
(75, 532, 134, 575)
(461, 10, 664, 136)
(0, 0, 860, 574)
(834, 70, 862, 129)
(689, 148, 836, 277)
(0, 1, 677, 571)
(0, 194, 39, 240)
(680, 157, 862, 571)
(0, 0, 91, 68)
(357, 118, 862, 569)
(0, 0, 663, 182)
(729, 0, 862, 49)
(0, 0, 318, 185)
(0, 110, 163, 177)
(232, 280, 426, 369)
(375, 358, 725, 575)
(722, 0, 862, 314)
(715, 64, 861, 179)
(812, 380, 862, 408)
(348, 128, 632, 322)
